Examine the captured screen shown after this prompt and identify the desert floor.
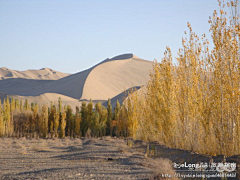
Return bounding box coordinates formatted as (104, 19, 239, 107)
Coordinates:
(0, 137, 163, 180)
(0, 137, 239, 180)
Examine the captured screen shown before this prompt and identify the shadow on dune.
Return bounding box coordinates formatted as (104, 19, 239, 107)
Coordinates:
(102, 86, 141, 109)
(0, 53, 149, 102)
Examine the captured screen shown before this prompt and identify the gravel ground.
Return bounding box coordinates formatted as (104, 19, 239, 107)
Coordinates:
(0, 137, 159, 180)
(1, 137, 238, 180)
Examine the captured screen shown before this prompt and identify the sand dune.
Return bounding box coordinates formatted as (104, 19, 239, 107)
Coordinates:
(20, 93, 81, 108)
(81, 56, 152, 100)
(0, 92, 80, 108)
(0, 67, 70, 80)
(0, 54, 153, 106)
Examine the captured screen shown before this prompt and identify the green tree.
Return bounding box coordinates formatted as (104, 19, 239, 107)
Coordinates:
(106, 99, 112, 136)
(32, 103, 39, 135)
(15, 99, 20, 110)
(66, 105, 74, 137)
(114, 100, 121, 137)
(95, 102, 108, 137)
(39, 104, 48, 138)
(86, 100, 94, 136)
(74, 106, 81, 137)
(20, 100, 23, 112)
(80, 101, 88, 136)
(23, 99, 29, 111)
(94, 102, 104, 137)
(119, 104, 128, 137)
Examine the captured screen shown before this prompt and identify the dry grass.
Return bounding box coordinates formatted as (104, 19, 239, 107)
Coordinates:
(150, 158, 180, 180)
(100, 136, 114, 142)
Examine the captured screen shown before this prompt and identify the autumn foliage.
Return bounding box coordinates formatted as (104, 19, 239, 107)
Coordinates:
(126, 0, 240, 156)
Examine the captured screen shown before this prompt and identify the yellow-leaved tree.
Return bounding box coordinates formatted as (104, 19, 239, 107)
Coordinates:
(126, 0, 240, 156)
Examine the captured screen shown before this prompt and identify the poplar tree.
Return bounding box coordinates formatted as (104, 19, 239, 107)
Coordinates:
(24, 99, 29, 111)
(53, 106, 59, 138)
(119, 104, 128, 137)
(39, 104, 48, 138)
(20, 100, 23, 112)
(100, 107, 108, 136)
(106, 99, 112, 136)
(4, 97, 12, 136)
(58, 97, 62, 115)
(80, 101, 88, 136)
(86, 100, 93, 135)
(114, 100, 121, 137)
(0, 99, 3, 136)
(74, 106, 81, 137)
(60, 111, 66, 138)
(94, 102, 107, 137)
(66, 105, 74, 137)
(10, 98, 15, 112)
(32, 103, 39, 135)
(15, 99, 20, 110)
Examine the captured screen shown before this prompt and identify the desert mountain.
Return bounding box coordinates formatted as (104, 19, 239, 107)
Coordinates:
(0, 67, 70, 80)
(0, 54, 153, 106)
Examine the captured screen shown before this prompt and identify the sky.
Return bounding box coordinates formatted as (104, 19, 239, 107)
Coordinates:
(0, 0, 220, 74)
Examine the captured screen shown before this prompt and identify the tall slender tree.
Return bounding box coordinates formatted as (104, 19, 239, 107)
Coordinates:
(106, 99, 112, 136)
(80, 101, 88, 136)
(74, 106, 81, 137)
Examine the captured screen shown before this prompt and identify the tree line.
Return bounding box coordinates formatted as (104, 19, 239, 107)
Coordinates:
(0, 97, 129, 138)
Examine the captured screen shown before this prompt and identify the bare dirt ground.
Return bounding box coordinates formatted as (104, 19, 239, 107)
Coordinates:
(0, 137, 239, 180)
(0, 137, 167, 180)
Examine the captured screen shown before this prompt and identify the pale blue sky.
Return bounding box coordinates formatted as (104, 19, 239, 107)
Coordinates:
(0, 0, 219, 73)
